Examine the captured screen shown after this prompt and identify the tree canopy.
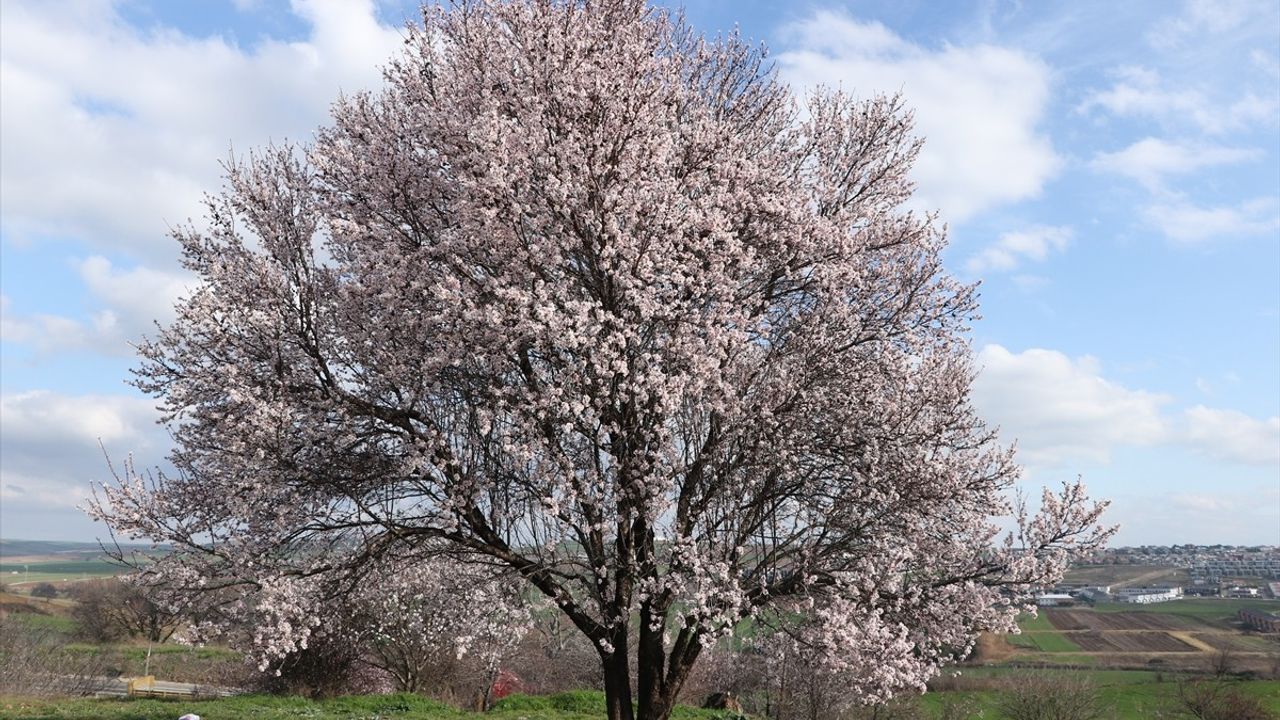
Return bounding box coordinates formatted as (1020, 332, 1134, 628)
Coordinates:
(91, 2, 1112, 718)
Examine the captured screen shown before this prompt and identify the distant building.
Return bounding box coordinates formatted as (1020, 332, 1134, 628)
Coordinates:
(1036, 593, 1076, 607)
(1114, 586, 1182, 604)
(1076, 587, 1112, 604)
(1226, 586, 1260, 598)
(1239, 608, 1280, 633)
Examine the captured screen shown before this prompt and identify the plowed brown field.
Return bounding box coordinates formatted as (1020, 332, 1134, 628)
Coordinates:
(1045, 609, 1209, 631)
(1065, 631, 1197, 652)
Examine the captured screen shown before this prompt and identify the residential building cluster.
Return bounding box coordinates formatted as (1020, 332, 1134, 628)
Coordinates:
(1238, 608, 1280, 633)
(1037, 584, 1184, 606)
(1076, 545, 1280, 579)
(1028, 546, 1280, 607)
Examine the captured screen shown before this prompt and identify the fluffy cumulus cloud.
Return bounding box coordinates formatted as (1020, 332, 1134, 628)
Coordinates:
(1090, 139, 1278, 244)
(0, 391, 165, 512)
(975, 345, 1280, 470)
(965, 225, 1071, 275)
(1091, 137, 1261, 192)
(1, 295, 109, 354)
(1080, 66, 1278, 135)
(776, 12, 1060, 223)
(973, 345, 1169, 466)
(0, 258, 194, 355)
(1, 0, 400, 375)
(1181, 406, 1280, 465)
(1141, 197, 1280, 244)
(0, 0, 403, 258)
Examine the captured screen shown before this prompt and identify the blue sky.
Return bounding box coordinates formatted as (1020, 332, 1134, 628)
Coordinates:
(1, 0, 1277, 544)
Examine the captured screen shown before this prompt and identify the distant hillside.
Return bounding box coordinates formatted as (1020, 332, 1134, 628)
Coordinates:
(0, 538, 159, 560)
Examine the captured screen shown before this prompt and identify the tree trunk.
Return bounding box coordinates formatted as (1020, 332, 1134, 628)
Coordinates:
(602, 634, 634, 720)
(636, 618, 666, 719)
(635, 617, 704, 720)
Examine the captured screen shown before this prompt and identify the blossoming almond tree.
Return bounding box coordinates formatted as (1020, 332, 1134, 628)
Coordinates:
(90, 2, 1113, 718)
(343, 556, 531, 699)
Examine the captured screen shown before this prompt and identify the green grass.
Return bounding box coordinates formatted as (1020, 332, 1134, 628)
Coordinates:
(4, 573, 118, 587)
(1005, 633, 1037, 649)
(0, 558, 127, 589)
(919, 676, 1280, 719)
(7, 613, 77, 635)
(1022, 632, 1083, 652)
(491, 691, 742, 718)
(1015, 612, 1056, 631)
(0, 691, 749, 720)
(62, 643, 240, 661)
(0, 693, 461, 720)
(954, 667, 1160, 683)
(56, 642, 244, 684)
(6, 681, 1280, 720)
(0, 561, 123, 576)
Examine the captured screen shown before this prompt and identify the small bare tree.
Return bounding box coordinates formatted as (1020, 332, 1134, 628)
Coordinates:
(1175, 651, 1275, 720)
(996, 672, 1107, 720)
(69, 578, 182, 643)
(29, 583, 58, 601)
(0, 617, 110, 697)
(1176, 680, 1274, 720)
(1208, 648, 1236, 679)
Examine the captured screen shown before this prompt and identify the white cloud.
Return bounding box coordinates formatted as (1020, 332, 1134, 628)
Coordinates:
(965, 225, 1071, 275)
(0, 0, 404, 259)
(1147, 0, 1274, 49)
(1, 294, 116, 354)
(0, 391, 166, 513)
(1142, 197, 1280, 244)
(776, 12, 1060, 223)
(1010, 274, 1050, 292)
(1116, 486, 1280, 545)
(0, 258, 193, 355)
(1167, 492, 1235, 513)
(1091, 137, 1261, 192)
(973, 345, 1170, 466)
(1080, 66, 1278, 135)
(975, 345, 1280, 470)
(1252, 49, 1280, 79)
(1182, 405, 1280, 465)
(77, 256, 194, 335)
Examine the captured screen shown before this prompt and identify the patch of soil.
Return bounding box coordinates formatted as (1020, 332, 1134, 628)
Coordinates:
(1046, 610, 1208, 632)
(0, 600, 48, 615)
(970, 632, 1014, 663)
(1067, 631, 1199, 653)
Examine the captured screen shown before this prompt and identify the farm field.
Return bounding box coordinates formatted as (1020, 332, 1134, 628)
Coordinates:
(0, 540, 154, 591)
(0, 560, 123, 589)
(921, 666, 1280, 717)
(5, 546, 1279, 718)
(993, 601, 1280, 674)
